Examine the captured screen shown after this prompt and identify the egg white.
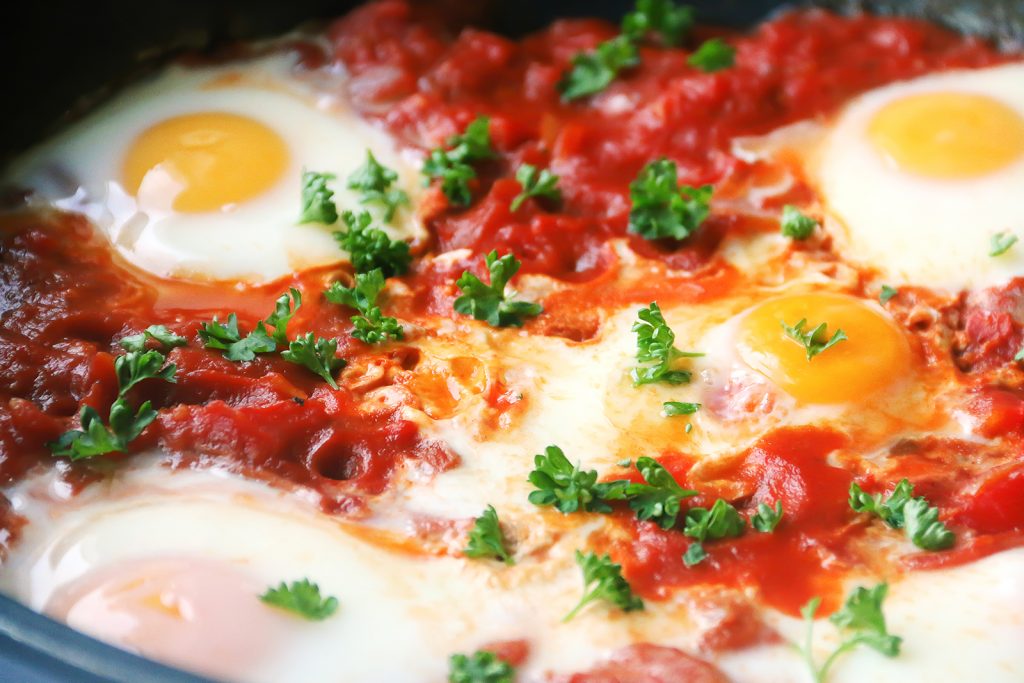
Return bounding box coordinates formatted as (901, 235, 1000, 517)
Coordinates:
(5, 53, 424, 284)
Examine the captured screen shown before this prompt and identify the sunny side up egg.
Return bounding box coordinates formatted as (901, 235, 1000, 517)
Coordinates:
(736, 61, 1024, 292)
(7, 53, 423, 284)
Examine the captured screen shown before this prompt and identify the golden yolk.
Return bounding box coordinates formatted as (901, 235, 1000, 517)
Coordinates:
(868, 92, 1024, 179)
(737, 293, 911, 404)
(122, 112, 288, 212)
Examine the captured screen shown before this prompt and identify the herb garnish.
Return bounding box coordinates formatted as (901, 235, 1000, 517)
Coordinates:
(510, 164, 561, 212)
(464, 505, 514, 565)
(849, 479, 954, 551)
(299, 171, 339, 225)
(632, 302, 703, 386)
(347, 150, 409, 222)
(781, 205, 818, 240)
(564, 551, 644, 621)
(333, 210, 412, 277)
(325, 269, 403, 345)
(781, 318, 847, 361)
(260, 578, 338, 621)
(454, 251, 542, 327)
(687, 37, 735, 72)
(422, 116, 496, 206)
(628, 158, 712, 241)
(448, 650, 515, 683)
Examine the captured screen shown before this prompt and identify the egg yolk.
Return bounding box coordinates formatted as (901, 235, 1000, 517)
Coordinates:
(122, 112, 289, 212)
(868, 92, 1024, 179)
(737, 293, 910, 404)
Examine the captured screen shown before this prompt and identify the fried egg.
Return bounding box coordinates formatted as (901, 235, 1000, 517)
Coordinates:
(735, 61, 1024, 292)
(5, 53, 422, 284)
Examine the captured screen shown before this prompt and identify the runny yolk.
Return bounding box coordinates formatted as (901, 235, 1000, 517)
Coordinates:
(122, 112, 289, 212)
(867, 92, 1024, 179)
(737, 292, 911, 404)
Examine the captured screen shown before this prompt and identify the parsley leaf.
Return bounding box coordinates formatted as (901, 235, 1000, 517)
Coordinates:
(751, 500, 784, 533)
(448, 650, 514, 683)
(631, 302, 703, 386)
(799, 584, 902, 683)
(422, 116, 496, 206)
(325, 269, 404, 345)
(510, 164, 561, 212)
(527, 445, 628, 514)
(781, 205, 818, 240)
(299, 171, 339, 225)
(849, 479, 954, 551)
(259, 578, 338, 621)
(680, 498, 745, 565)
(281, 333, 345, 389)
(1015, 346, 1024, 363)
(625, 456, 698, 530)
(682, 541, 707, 567)
(564, 550, 643, 621)
(879, 285, 898, 304)
(454, 251, 542, 328)
(347, 150, 409, 222)
(781, 318, 847, 361)
(333, 210, 411, 277)
(264, 288, 301, 346)
(114, 350, 177, 397)
(622, 0, 695, 46)
(50, 400, 158, 460)
(119, 325, 187, 353)
(199, 314, 277, 362)
(464, 505, 514, 565)
(628, 158, 712, 241)
(559, 35, 640, 101)
(663, 401, 700, 416)
(990, 231, 1018, 257)
(687, 37, 735, 72)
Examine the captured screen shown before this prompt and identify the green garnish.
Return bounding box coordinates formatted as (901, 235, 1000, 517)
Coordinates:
(799, 584, 901, 683)
(564, 550, 643, 621)
(454, 251, 542, 327)
(628, 158, 712, 241)
(199, 314, 276, 362)
(325, 269, 404, 345)
(662, 401, 700, 416)
(680, 498, 745, 564)
(260, 578, 338, 621)
(751, 500, 784, 533)
(265, 289, 302, 346)
(781, 318, 847, 361)
(1014, 346, 1024, 363)
(849, 479, 954, 551)
(464, 505, 514, 565)
(50, 401, 158, 460)
(299, 171, 339, 225)
(879, 285, 898, 304)
(990, 231, 1018, 257)
(632, 302, 703, 386)
(281, 333, 345, 389)
(527, 445, 627, 514)
(422, 116, 496, 206)
(448, 650, 514, 683)
(687, 37, 735, 72)
(333, 210, 412, 278)
(50, 348, 176, 459)
(622, 0, 695, 46)
(347, 150, 409, 222)
(780, 205, 818, 240)
(510, 164, 561, 212)
(624, 456, 697, 530)
(119, 325, 187, 353)
(559, 35, 640, 101)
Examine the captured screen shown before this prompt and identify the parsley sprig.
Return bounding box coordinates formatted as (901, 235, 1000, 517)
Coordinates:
(51, 345, 177, 460)
(333, 210, 412, 278)
(325, 269, 404, 345)
(564, 551, 644, 621)
(682, 498, 745, 566)
(260, 578, 338, 621)
(687, 37, 735, 72)
(347, 150, 409, 222)
(751, 500, 784, 533)
(199, 289, 300, 362)
(119, 325, 187, 353)
(299, 171, 340, 225)
(632, 302, 703, 385)
(281, 333, 345, 390)
(510, 164, 561, 212)
(990, 231, 1018, 257)
(628, 158, 712, 241)
(622, 0, 694, 46)
(422, 116, 496, 206)
(454, 251, 542, 327)
(448, 650, 514, 683)
(559, 35, 640, 101)
(781, 205, 818, 240)
(849, 479, 954, 551)
(624, 456, 697, 530)
(527, 445, 627, 514)
(799, 584, 902, 683)
(464, 505, 514, 565)
(781, 318, 847, 361)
